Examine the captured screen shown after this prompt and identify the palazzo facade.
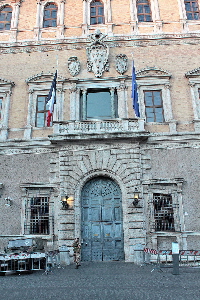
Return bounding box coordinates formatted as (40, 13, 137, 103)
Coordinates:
(1, 0, 200, 263)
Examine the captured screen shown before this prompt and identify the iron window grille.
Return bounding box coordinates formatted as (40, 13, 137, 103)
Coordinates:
(43, 3, 58, 28)
(90, 0, 105, 25)
(137, 0, 152, 22)
(0, 5, 12, 30)
(152, 193, 175, 232)
(144, 90, 164, 122)
(24, 196, 50, 235)
(184, 0, 199, 20)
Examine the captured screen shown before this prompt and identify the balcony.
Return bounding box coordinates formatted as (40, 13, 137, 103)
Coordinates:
(49, 118, 148, 143)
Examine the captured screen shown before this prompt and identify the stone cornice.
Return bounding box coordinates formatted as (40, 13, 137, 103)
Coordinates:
(1, 32, 200, 54)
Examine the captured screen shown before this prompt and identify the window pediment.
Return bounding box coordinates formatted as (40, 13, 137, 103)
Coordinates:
(0, 77, 15, 87)
(185, 67, 200, 78)
(136, 67, 171, 79)
(26, 72, 65, 84)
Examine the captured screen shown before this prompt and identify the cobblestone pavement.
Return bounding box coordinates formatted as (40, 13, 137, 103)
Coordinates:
(0, 262, 200, 300)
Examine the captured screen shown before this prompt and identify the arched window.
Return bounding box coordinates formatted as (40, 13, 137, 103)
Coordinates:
(137, 0, 152, 22)
(184, 0, 199, 20)
(43, 3, 58, 28)
(90, 0, 105, 25)
(0, 5, 12, 30)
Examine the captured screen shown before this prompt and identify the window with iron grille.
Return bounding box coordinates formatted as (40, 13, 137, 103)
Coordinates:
(137, 0, 152, 22)
(35, 95, 50, 127)
(184, 0, 200, 20)
(43, 3, 57, 28)
(0, 5, 12, 30)
(153, 193, 175, 232)
(24, 196, 50, 235)
(90, 0, 105, 25)
(0, 97, 2, 121)
(144, 90, 164, 122)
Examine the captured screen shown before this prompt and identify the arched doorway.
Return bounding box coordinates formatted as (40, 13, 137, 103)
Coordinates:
(81, 176, 124, 261)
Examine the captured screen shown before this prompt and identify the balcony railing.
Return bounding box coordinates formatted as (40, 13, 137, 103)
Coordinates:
(53, 118, 145, 136)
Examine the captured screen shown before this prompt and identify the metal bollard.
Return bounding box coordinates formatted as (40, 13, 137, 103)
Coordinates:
(172, 254, 179, 275)
(172, 242, 179, 275)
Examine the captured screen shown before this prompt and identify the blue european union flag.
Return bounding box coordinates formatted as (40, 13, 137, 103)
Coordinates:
(131, 62, 140, 117)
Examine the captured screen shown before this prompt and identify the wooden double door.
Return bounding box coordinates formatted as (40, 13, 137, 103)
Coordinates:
(81, 177, 124, 261)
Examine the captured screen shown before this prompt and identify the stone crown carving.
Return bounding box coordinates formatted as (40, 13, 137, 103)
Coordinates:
(86, 29, 109, 78)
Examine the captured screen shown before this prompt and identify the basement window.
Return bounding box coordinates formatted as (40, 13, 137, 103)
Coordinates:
(153, 193, 175, 232)
(24, 196, 50, 235)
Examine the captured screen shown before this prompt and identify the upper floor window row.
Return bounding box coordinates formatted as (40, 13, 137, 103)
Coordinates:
(0, 1, 200, 32)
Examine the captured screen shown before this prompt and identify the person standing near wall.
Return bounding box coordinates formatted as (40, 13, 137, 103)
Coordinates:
(73, 238, 81, 269)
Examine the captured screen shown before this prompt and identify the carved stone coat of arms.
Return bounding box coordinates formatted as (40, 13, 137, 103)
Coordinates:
(115, 54, 128, 75)
(86, 30, 109, 78)
(68, 56, 81, 77)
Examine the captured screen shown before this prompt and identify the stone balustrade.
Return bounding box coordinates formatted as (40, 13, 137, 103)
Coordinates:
(53, 118, 145, 135)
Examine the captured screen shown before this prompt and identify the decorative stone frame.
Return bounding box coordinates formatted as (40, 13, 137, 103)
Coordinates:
(82, 0, 113, 36)
(136, 67, 176, 133)
(68, 77, 128, 121)
(74, 170, 130, 261)
(0, 78, 15, 141)
(130, 0, 162, 34)
(0, 0, 22, 42)
(25, 73, 65, 139)
(185, 67, 200, 132)
(143, 178, 185, 250)
(177, 0, 200, 32)
(34, 0, 65, 40)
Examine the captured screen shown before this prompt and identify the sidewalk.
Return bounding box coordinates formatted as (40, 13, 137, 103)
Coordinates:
(0, 261, 200, 300)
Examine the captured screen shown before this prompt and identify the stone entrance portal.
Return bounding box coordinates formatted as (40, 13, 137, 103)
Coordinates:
(81, 176, 124, 261)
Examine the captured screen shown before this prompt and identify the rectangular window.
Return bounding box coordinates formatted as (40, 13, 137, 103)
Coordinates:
(0, 97, 2, 121)
(90, 1, 105, 25)
(81, 89, 118, 120)
(184, 0, 199, 20)
(144, 90, 164, 122)
(137, 0, 152, 22)
(24, 196, 50, 234)
(153, 193, 175, 232)
(36, 95, 50, 127)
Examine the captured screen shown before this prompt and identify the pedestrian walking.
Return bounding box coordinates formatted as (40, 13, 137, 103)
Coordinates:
(72, 238, 81, 269)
